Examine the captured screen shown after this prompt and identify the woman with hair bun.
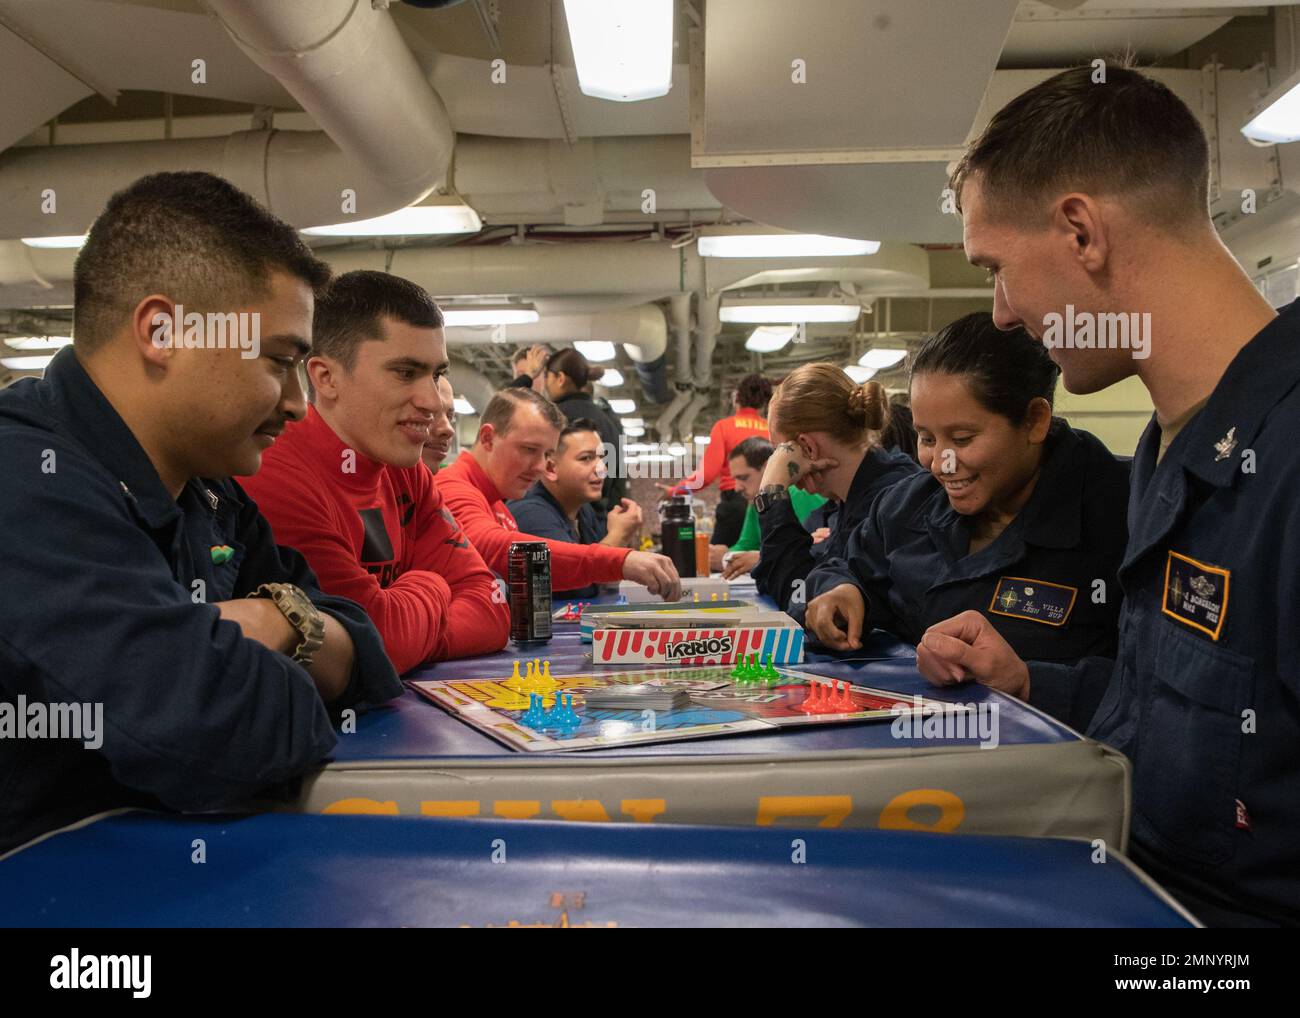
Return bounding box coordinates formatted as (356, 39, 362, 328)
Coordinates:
(804, 312, 1131, 728)
(750, 366, 921, 611)
(663, 372, 773, 547)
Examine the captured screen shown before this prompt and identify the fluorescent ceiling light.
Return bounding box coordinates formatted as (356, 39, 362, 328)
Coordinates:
(574, 340, 616, 361)
(699, 230, 879, 259)
(844, 365, 878, 383)
(623, 425, 646, 437)
(1242, 67, 1300, 143)
(666, 443, 687, 456)
(858, 348, 907, 369)
(625, 442, 655, 453)
(620, 417, 644, 427)
(453, 397, 476, 415)
(301, 198, 482, 237)
(563, 0, 673, 102)
(745, 325, 797, 353)
(694, 435, 710, 445)
(721, 298, 861, 324)
(5, 335, 72, 350)
(609, 399, 637, 414)
(632, 453, 673, 463)
(594, 368, 624, 387)
(441, 304, 539, 326)
(21, 235, 86, 249)
(2, 354, 55, 370)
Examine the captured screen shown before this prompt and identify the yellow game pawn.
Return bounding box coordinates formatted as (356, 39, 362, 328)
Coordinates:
(504, 660, 525, 692)
(536, 659, 559, 693)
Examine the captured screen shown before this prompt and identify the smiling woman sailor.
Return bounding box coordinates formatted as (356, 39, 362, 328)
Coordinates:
(804, 313, 1131, 727)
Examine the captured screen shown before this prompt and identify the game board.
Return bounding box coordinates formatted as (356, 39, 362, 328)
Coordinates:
(408, 663, 933, 753)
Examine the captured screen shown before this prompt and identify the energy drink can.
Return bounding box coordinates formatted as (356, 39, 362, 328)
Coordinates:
(508, 540, 552, 644)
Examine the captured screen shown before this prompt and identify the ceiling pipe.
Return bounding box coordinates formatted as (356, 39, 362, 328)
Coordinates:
(206, 0, 452, 211)
(444, 304, 671, 405)
(3, 0, 454, 238)
(654, 292, 694, 437)
(678, 292, 722, 438)
(0, 238, 929, 309)
(325, 242, 929, 300)
(444, 305, 666, 360)
(673, 390, 711, 444)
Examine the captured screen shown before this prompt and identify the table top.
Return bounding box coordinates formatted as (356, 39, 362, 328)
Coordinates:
(335, 587, 1076, 760)
(0, 810, 1195, 927)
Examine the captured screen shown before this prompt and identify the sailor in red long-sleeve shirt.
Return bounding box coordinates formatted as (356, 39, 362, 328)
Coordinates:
(663, 374, 772, 546)
(241, 271, 508, 672)
(435, 387, 682, 601)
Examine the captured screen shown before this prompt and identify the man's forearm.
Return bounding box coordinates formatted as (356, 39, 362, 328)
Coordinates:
(216, 598, 355, 704)
(308, 613, 355, 704)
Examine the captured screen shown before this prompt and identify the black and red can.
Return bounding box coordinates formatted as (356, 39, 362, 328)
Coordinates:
(508, 540, 552, 644)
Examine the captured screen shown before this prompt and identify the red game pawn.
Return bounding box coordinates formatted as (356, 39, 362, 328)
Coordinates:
(796, 681, 820, 715)
(829, 680, 856, 712)
(799, 680, 834, 715)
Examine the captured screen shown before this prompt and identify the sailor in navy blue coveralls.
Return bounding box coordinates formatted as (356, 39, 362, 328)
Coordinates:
(0, 348, 401, 852)
(1046, 302, 1300, 927)
(806, 421, 1130, 728)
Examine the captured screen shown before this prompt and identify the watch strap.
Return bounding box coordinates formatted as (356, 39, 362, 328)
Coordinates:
(754, 485, 791, 514)
(249, 583, 325, 666)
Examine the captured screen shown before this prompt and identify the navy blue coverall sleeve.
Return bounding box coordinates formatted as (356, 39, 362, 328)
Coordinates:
(0, 432, 393, 814)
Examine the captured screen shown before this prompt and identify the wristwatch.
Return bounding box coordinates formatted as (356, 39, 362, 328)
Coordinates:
(248, 583, 325, 667)
(754, 484, 791, 515)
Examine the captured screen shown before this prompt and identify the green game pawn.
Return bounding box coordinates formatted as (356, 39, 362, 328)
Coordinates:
(730, 658, 746, 682)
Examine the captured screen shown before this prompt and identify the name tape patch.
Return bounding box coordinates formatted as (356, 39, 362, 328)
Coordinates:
(1162, 550, 1230, 640)
(987, 576, 1077, 627)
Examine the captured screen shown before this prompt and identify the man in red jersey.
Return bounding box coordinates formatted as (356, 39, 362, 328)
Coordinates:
(241, 271, 508, 673)
(436, 387, 681, 601)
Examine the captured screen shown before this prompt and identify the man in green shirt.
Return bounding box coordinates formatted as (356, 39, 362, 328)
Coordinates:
(716, 436, 827, 579)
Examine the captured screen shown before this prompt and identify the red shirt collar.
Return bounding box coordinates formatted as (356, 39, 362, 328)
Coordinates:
(452, 449, 505, 505)
(296, 405, 387, 491)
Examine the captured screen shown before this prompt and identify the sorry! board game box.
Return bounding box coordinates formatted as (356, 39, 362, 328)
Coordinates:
(408, 660, 932, 753)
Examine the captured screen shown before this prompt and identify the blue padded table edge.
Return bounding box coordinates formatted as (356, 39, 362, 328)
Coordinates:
(0, 810, 1197, 928)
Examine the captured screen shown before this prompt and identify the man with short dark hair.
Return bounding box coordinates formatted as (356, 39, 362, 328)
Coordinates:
(508, 419, 644, 598)
(241, 271, 509, 671)
(717, 436, 827, 579)
(0, 172, 400, 851)
(920, 65, 1299, 926)
(436, 388, 681, 600)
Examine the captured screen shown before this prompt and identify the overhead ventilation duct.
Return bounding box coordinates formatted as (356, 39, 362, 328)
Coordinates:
(444, 305, 666, 360)
(0, 238, 928, 309)
(206, 0, 453, 213)
(4, 0, 454, 239)
(444, 303, 671, 402)
(326, 242, 929, 300)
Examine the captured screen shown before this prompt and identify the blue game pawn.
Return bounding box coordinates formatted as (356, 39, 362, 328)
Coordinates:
(553, 693, 581, 727)
(520, 693, 548, 730)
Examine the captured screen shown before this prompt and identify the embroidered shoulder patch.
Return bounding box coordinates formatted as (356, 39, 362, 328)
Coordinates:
(988, 576, 1077, 627)
(1162, 550, 1230, 640)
